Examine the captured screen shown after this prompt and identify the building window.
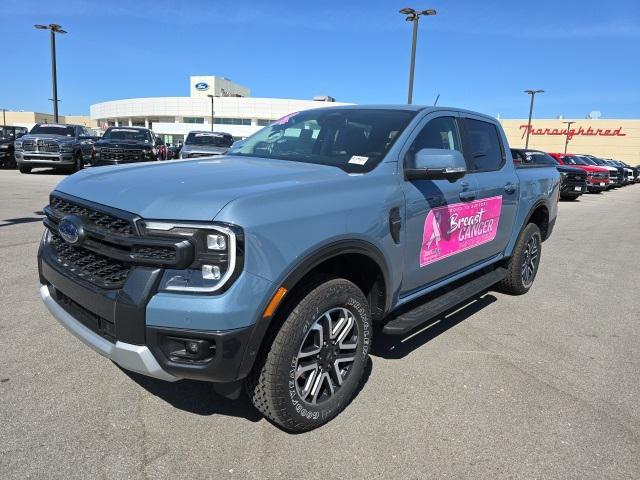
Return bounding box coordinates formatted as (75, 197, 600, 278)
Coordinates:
(214, 118, 252, 126)
(184, 117, 205, 124)
(257, 119, 273, 126)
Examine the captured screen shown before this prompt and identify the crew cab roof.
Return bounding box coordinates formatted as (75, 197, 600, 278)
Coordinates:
(293, 105, 500, 123)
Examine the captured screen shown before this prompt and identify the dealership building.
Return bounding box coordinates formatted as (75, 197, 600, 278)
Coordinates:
(89, 75, 350, 144)
(500, 118, 640, 164)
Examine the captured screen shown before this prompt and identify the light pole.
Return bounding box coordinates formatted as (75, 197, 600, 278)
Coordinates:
(524, 89, 544, 149)
(399, 7, 436, 104)
(1, 108, 6, 126)
(207, 94, 217, 132)
(34, 23, 67, 123)
(563, 121, 575, 154)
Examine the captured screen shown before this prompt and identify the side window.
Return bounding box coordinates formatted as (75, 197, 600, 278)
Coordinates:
(512, 151, 524, 165)
(463, 118, 505, 171)
(406, 116, 461, 166)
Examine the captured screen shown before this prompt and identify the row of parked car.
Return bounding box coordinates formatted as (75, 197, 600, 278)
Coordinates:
(510, 148, 639, 200)
(0, 123, 236, 173)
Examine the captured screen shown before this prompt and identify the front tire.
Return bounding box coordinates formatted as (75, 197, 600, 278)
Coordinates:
(72, 153, 84, 173)
(497, 223, 542, 295)
(18, 165, 31, 174)
(248, 277, 372, 432)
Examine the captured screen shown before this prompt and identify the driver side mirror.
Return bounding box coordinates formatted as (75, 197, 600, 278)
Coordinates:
(405, 148, 467, 181)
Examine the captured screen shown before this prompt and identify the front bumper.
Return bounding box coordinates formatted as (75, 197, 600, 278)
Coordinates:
(560, 182, 586, 196)
(586, 180, 608, 191)
(40, 284, 178, 381)
(93, 157, 152, 166)
(16, 151, 74, 167)
(38, 240, 267, 384)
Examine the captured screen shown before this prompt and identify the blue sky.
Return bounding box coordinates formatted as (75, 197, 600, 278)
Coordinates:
(2, 0, 639, 118)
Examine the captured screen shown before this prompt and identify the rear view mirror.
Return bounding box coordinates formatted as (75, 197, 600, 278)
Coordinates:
(405, 148, 467, 181)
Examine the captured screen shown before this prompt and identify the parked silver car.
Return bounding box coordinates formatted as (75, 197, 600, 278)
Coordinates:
(179, 131, 234, 159)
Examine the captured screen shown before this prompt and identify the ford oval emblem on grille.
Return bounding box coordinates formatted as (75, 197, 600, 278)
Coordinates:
(58, 216, 85, 245)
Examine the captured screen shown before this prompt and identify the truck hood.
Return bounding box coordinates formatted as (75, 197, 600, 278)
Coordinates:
(567, 165, 609, 173)
(54, 155, 345, 221)
(21, 134, 75, 144)
(556, 165, 586, 174)
(96, 139, 149, 148)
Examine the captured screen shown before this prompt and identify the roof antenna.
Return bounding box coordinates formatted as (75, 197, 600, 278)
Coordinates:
(433, 94, 440, 106)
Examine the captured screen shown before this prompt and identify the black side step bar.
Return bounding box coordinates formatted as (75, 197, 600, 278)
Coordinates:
(382, 267, 507, 335)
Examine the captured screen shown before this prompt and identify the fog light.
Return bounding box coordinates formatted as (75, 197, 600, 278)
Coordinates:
(207, 233, 226, 250)
(167, 338, 215, 362)
(185, 340, 200, 355)
(202, 264, 221, 280)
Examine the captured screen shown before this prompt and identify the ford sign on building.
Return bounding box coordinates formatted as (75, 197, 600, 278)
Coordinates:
(189, 76, 249, 98)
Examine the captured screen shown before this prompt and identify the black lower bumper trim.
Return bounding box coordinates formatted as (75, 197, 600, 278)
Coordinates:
(146, 325, 252, 383)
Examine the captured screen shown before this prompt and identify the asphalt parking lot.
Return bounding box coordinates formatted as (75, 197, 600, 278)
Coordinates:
(1, 169, 639, 479)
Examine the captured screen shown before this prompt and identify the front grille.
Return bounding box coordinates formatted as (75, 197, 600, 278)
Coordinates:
(50, 232, 131, 288)
(50, 196, 134, 236)
(37, 140, 60, 153)
(100, 147, 145, 161)
(22, 140, 60, 153)
(132, 245, 176, 261)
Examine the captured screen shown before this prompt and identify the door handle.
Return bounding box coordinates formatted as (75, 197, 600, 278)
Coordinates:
(459, 191, 476, 202)
(504, 182, 517, 194)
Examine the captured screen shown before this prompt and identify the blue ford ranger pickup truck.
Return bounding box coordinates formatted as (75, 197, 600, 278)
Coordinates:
(38, 106, 559, 431)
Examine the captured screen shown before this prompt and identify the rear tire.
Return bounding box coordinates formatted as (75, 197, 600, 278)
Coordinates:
(18, 166, 31, 174)
(247, 277, 372, 432)
(497, 223, 542, 295)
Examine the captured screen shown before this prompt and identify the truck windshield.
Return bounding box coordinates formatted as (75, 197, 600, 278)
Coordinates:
(578, 156, 598, 165)
(102, 128, 151, 143)
(30, 124, 75, 136)
(0, 127, 17, 140)
(523, 151, 558, 165)
(227, 108, 417, 172)
(562, 156, 587, 165)
(185, 132, 233, 147)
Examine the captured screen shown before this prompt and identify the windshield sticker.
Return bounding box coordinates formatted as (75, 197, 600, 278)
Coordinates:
(195, 133, 222, 137)
(420, 196, 502, 267)
(348, 155, 369, 165)
(111, 129, 139, 133)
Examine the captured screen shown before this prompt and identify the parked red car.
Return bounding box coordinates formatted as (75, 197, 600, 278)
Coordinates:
(548, 153, 610, 192)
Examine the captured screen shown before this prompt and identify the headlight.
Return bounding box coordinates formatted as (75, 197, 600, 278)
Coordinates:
(14, 141, 22, 150)
(60, 143, 74, 152)
(138, 221, 242, 293)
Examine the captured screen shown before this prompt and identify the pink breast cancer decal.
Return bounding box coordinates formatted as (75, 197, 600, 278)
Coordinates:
(420, 196, 503, 267)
